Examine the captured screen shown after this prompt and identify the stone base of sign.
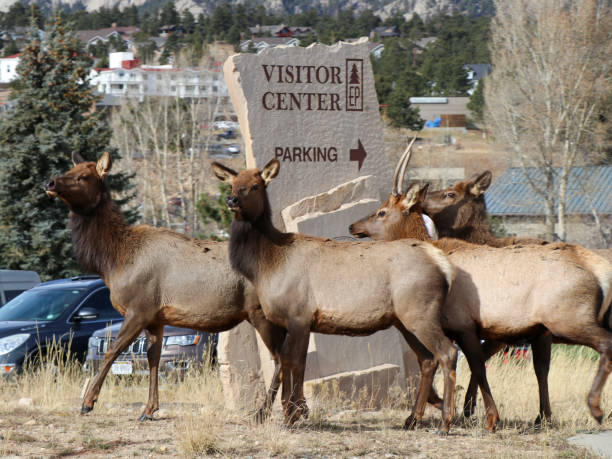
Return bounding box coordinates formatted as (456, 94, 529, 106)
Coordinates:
(217, 322, 266, 411)
(304, 364, 402, 410)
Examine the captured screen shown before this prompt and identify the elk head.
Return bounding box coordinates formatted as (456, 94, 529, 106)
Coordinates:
(211, 159, 279, 222)
(349, 137, 437, 241)
(349, 182, 434, 241)
(45, 151, 112, 215)
(422, 171, 492, 239)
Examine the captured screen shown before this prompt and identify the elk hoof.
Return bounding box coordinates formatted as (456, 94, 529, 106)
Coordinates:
(403, 415, 418, 430)
(138, 413, 154, 422)
(81, 404, 93, 415)
(436, 429, 449, 436)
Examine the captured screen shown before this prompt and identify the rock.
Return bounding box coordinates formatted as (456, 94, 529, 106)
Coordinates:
(217, 321, 266, 411)
(304, 364, 402, 409)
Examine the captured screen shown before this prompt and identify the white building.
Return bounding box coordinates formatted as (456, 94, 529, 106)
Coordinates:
(0, 54, 20, 84)
(89, 52, 229, 100)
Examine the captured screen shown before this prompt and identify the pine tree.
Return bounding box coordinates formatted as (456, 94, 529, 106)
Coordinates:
(0, 17, 135, 280)
(386, 87, 424, 130)
(467, 78, 485, 123)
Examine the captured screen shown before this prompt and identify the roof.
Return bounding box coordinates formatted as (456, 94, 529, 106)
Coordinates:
(76, 26, 140, 44)
(1, 53, 20, 59)
(486, 166, 612, 216)
(372, 26, 400, 37)
(464, 63, 492, 80)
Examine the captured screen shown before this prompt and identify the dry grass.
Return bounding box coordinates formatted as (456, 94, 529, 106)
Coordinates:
(0, 345, 607, 457)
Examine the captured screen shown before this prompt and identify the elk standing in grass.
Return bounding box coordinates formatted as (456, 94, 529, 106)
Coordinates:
(45, 152, 287, 421)
(349, 147, 612, 429)
(212, 159, 459, 432)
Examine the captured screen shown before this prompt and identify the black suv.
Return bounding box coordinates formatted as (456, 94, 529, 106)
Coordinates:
(0, 275, 122, 375)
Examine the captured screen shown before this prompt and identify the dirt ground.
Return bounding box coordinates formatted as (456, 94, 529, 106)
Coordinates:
(0, 352, 608, 458)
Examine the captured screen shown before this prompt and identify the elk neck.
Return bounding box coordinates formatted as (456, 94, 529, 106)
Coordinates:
(229, 193, 292, 282)
(68, 190, 130, 276)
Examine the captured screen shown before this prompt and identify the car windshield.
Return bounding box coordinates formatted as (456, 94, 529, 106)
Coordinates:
(0, 287, 88, 322)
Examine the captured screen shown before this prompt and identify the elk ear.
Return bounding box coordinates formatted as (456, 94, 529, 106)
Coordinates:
(96, 152, 112, 179)
(72, 151, 85, 165)
(261, 159, 280, 185)
(211, 162, 237, 183)
(469, 171, 492, 196)
(400, 182, 423, 211)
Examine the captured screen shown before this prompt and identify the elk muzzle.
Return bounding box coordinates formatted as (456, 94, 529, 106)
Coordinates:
(45, 179, 58, 198)
(226, 195, 240, 210)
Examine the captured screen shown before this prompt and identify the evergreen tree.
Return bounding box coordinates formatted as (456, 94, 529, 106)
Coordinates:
(386, 87, 424, 130)
(0, 18, 135, 280)
(467, 78, 485, 123)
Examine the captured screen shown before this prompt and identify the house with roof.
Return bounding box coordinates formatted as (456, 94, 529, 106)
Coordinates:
(463, 63, 491, 94)
(485, 165, 612, 248)
(0, 54, 20, 83)
(249, 24, 313, 38)
(239, 36, 300, 53)
(76, 26, 141, 49)
(370, 26, 400, 39)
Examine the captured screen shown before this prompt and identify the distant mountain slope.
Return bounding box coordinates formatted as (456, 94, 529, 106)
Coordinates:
(0, 0, 494, 19)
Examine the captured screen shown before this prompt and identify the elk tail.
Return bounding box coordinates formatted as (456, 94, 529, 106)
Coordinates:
(584, 251, 612, 330)
(422, 243, 455, 293)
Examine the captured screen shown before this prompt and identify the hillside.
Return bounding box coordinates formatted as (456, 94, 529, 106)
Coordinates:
(0, 0, 494, 19)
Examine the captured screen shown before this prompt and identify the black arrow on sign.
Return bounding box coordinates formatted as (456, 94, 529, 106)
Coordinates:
(350, 139, 367, 171)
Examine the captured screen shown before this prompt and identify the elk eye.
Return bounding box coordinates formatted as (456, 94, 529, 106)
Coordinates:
(77, 175, 87, 182)
(252, 184, 259, 191)
(378, 210, 386, 217)
(444, 192, 456, 199)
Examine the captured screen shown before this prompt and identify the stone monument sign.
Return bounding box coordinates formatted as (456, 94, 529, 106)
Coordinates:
(223, 38, 392, 226)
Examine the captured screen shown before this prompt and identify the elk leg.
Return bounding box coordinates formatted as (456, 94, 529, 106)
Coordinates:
(247, 304, 288, 423)
(82, 314, 147, 414)
(140, 324, 164, 421)
(587, 337, 612, 423)
(455, 333, 499, 432)
(531, 333, 552, 426)
(395, 324, 438, 429)
(279, 325, 310, 426)
(464, 340, 504, 418)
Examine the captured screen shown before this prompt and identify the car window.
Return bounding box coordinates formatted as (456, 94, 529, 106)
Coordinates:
(0, 288, 88, 321)
(79, 289, 122, 320)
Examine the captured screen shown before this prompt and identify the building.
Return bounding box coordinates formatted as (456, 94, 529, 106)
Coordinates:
(370, 26, 400, 39)
(76, 26, 141, 49)
(249, 24, 313, 38)
(485, 165, 612, 248)
(409, 97, 470, 125)
(89, 52, 228, 101)
(0, 54, 20, 84)
(463, 63, 491, 95)
(239, 36, 300, 53)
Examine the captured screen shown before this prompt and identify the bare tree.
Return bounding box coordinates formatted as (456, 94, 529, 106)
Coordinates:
(110, 56, 229, 236)
(485, 0, 611, 241)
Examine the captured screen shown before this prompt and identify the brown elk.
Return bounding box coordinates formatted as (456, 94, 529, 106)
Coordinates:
(211, 159, 459, 433)
(45, 152, 287, 421)
(349, 151, 612, 429)
(422, 170, 546, 247)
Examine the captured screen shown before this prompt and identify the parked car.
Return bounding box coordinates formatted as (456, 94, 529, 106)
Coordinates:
(216, 129, 237, 140)
(0, 275, 122, 375)
(224, 144, 240, 155)
(0, 270, 41, 306)
(85, 323, 217, 377)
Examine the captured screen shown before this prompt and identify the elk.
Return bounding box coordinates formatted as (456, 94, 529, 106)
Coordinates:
(422, 170, 546, 247)
(211, 159, 459, 433)
(349, 147, 612, 429)
(45, 152, 287, 421)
